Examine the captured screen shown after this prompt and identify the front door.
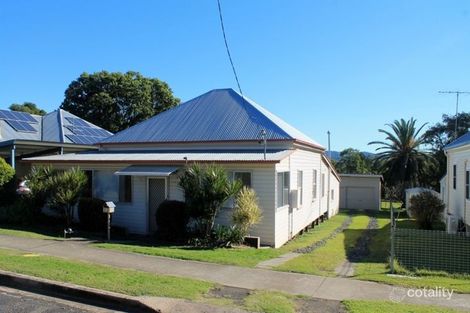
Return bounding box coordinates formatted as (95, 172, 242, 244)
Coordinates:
(148, 178, 167, 234)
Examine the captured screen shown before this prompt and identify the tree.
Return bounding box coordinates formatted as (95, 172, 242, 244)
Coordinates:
(179, 164, 241, 238)
(422, 113, 470, 190)
(335, 148, 372, 174)
(46, 168, 87, 228)
(61, 71, 180, 132)
(369, 118, 431, 188)
(0, 158, 14, 188)
(9, 102, 46, 116)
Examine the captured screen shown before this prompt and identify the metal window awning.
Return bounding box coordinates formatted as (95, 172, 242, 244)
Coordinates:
(115, 166, 179, 177)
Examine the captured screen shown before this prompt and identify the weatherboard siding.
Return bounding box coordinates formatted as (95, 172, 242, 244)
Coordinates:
(445, 147, 470, 227)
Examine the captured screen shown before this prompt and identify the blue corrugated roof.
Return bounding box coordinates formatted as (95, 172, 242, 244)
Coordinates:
(100, 88, 323, 148)
(444, 132, 470, 150)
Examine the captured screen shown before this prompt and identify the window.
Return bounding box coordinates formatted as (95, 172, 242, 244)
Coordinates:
(331, 189, 334, 200)
(297, 171, 303, 206)
(234, 172, 252, 188)
(466, 171, 470, 199)
(277, 172, 290, 208)
(119, 176, 132, 202)
(312, 169, 317, 200)
(321, 173, 325, 197)
(453, 165, 457, 189)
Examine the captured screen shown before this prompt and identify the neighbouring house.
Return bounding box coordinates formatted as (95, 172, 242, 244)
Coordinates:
(0, 109, 112, 178)
(339, 174, 382, 211)
(441, 133, 470, 233)
(25, 89, 340, 247)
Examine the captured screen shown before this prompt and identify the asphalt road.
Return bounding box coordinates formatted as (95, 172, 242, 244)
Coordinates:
(0, 286, 116, 313)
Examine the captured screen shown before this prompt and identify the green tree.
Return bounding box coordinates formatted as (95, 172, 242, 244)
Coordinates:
(61, 71, 180, 132)
(25, 166, 57, 213)
(422, 113, 470, 190)
(9, 102, 46, 116)
(369, 118, 431, 188)
(179, 164, 241, 238)
(47, 168, 87, 228)
(409, 191, 445, 230)
(0, 158, 14, 188)
(335, 148, 372, 174)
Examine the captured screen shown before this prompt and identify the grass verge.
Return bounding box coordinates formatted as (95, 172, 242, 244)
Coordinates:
(0, 248, 213, 300)
(0, 225, 59, 240)
(93, 213, 351, 267)
(343, 300, 463, 313)
(275, 214, 370, 275)
(244, 291, 296, 313)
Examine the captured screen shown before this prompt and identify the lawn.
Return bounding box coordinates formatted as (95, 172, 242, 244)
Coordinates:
(0, 248, 213, 300)
(244, 291, 296, 313)
(380, 200, 403, 211)
(343, 300, 464, 313)
(275, 213, 370, 275)
(0, 225, 60, 240)
(354, 215, 470, 294)
(93, 212, 351, 267)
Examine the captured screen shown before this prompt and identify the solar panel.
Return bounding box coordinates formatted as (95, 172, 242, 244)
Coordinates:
(5, 120, 36, 132)
(65, 117, 89, 127)
(67, 125, 110, 138)
(0, 109, 38, 123)
(66, 134, 100, 145)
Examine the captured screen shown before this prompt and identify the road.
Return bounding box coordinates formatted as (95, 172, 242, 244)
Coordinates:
(0, 286, 118, 313)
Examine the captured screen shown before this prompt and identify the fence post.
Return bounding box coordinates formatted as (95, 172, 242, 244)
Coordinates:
(390, 200, 395, 274)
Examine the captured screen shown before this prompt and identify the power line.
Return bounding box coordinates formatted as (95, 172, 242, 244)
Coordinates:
(217, 0, 243, 96)
(438, 90, 470, 139)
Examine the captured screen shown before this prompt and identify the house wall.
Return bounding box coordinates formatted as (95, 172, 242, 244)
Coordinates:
(274, 150, 340, 247)
(444, 147, 470, 230)
(339, 176, 382, 211)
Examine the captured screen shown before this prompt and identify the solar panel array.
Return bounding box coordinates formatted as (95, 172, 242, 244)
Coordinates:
(65, 117, 111, 145)
(0, 109, 38, 132)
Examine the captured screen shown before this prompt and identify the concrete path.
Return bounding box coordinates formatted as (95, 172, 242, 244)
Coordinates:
(255, 252, 301, 269)
(0, 235, 469, 311)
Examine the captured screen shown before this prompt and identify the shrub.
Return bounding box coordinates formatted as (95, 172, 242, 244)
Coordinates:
(211, 225, 245, 247)
(78, 198, 107, 231)
(0, 158, 14, 188)
(179, 163, 241, 238)
(232, 187, 262, 239)
(0, 199, 35, 225)
(46, 167, 87, 228)
(155, 200, 189, 241)
(408, 191, 445, 230)
(25, 166, 57, 214)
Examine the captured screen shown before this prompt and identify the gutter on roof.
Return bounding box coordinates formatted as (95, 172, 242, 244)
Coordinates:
(21, 159, 280, 164)
(0, 139, 98, 150)
(98, 139, 295, 146)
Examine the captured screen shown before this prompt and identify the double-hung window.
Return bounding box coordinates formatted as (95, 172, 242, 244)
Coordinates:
(277, 172, 290, 208)
(312, 169, 317, 200)
(466, 170, 470, 199)
(234, 172, 252, 188)
(453, 164, 457, 190)
(321, 173, 325, 197)
(297, 170, 303, 206)
(119, 175, 132, 203)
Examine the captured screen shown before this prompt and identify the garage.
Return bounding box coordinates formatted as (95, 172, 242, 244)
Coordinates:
(339, 174, 383, 211)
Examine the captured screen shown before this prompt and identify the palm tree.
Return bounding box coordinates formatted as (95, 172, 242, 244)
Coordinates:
(369, 118, 431, 188)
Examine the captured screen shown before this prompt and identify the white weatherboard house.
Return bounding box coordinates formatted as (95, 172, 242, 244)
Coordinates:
(441, 133, 470, 233)
(26, 89, 340, 247)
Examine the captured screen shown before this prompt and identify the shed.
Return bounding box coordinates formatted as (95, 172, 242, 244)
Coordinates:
(339, 174, 382, 211)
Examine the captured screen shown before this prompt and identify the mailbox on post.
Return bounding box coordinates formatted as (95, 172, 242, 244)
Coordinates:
(103, 201, 116, 241)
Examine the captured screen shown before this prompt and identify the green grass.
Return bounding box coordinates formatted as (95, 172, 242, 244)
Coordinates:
(0, 226, 59, 240)
(94, 213, 351, 267)
(275, 214, 371, 275)
(244, 291, 296, 313)
(354, 215, 470, 294)
(380, 200, 403, 211)
(0, 248, 213, 300)
(343, 300, 463, 313)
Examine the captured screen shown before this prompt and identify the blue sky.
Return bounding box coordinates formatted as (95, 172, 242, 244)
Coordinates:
(1, 1, 469, 152)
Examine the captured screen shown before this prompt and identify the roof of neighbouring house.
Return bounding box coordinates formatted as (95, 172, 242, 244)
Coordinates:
(99, 88, 323, 149)
(444, 132, 470, 150)
(0, 109, 112, 145)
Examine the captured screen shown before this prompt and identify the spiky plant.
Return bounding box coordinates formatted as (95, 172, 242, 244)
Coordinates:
(369, 118, 431, 188)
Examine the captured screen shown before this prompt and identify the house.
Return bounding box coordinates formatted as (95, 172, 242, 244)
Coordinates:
(0, 109, 112, 178)
(339, 174, 382, 211)
(441, 133, 470, 233)
(25, 89, 340, 247)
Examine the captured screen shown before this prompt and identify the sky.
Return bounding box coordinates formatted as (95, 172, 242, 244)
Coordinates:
(1, 1, 470, 152)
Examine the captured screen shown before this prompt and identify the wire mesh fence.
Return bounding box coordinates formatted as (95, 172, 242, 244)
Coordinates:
(393, 228, 470, 274)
